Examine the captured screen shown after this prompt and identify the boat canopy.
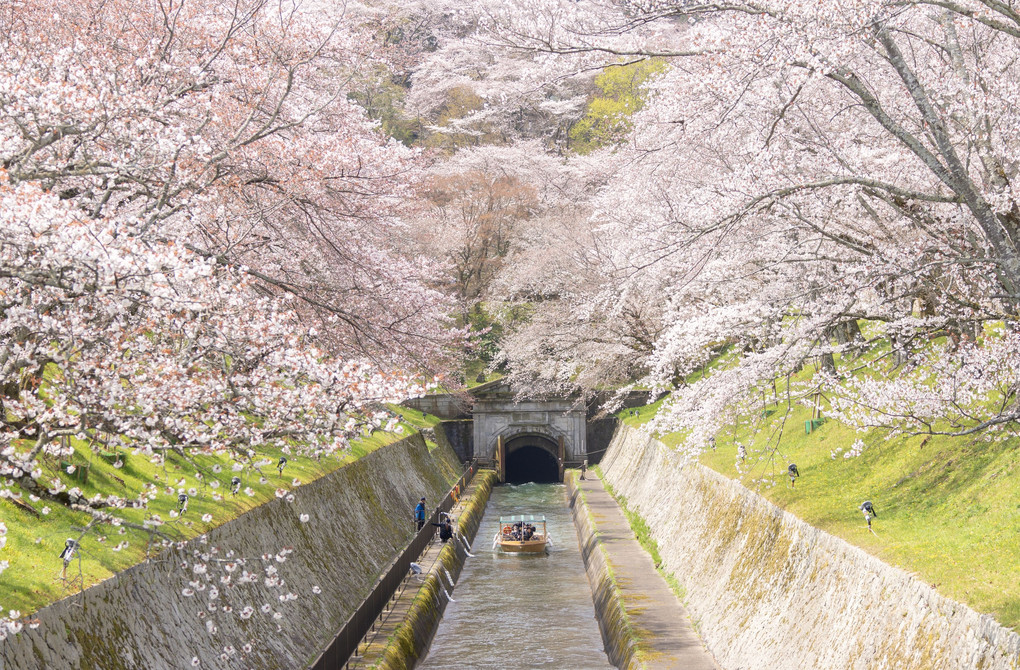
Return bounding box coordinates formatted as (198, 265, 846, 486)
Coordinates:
(499, 515, 546, 523)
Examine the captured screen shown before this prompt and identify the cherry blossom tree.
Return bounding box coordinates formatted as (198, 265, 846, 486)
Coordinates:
(475, 0, 1020, 448)
(416, 143, 559, 308)
(2, 0, 463, 365)
(390, 0, 608, 150)
(8, 0, 1020, 649)
(0, 0, 461, 642)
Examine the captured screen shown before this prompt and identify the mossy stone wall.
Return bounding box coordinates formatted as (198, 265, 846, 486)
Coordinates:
(373, 469, 496, 670)
(0, 434, 461, 670)
(567, 474, 642, 670)
(600, 426, 1020, 670)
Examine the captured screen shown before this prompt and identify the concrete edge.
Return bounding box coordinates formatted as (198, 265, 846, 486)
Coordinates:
(371, 469, 497, 670)
(566, 472, 645, 670)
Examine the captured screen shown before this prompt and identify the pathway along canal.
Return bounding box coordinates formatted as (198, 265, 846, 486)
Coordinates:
(418, 482, 614, 669)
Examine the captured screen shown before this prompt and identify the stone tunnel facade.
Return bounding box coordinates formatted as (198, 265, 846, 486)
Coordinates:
(471, 383, 586, 482)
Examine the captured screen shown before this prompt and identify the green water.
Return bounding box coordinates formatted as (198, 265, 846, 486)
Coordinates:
(418, 483, 614, 669)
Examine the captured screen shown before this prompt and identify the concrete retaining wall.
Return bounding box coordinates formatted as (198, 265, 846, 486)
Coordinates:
(567, 473, 642, 670)
(600, 426, 1020, 670)
(0, 435, 461, 670)
(403, 395, 470, 420)
(374, 470, 496, 670)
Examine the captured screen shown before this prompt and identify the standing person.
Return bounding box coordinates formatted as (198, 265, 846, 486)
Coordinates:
(414, 497, 427, 531)
(431, 517, 454, 543)
(859, 501, 877, 529)
(580, 459, 588, 480)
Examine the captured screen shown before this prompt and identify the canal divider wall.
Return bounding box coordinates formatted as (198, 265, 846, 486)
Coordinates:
(600, 425, 1020, 670)
(310, 461, 483, 669)
(0, 434, 462, 670)
(567, 473, 643, 670)
(370, 469, 496, 670)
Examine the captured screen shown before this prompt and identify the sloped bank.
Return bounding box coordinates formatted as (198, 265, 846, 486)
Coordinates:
(600, 425, 1020, 670)
(0, 434, 461, 670)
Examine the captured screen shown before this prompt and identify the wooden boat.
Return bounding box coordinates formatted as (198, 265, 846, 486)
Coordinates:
(493, 515, 550, 553)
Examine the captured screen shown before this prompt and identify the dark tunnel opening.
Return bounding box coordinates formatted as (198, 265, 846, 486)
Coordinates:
(505, 444, 560, 484)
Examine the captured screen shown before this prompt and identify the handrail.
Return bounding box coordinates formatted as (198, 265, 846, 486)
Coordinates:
(308, 460, 478, 669)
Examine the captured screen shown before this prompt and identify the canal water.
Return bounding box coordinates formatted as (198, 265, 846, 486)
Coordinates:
(418, 483, 614, 669)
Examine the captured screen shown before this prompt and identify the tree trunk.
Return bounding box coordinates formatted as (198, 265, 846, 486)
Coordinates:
(831, 319, 862, 345)
(820, 352, 837, 376)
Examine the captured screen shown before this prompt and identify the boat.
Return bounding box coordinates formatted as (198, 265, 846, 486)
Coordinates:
(493, 515, 551, 553)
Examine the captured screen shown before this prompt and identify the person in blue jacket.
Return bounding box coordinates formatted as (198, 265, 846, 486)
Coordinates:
(414, 497, 427, 531)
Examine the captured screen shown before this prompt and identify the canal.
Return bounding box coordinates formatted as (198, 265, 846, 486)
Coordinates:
(418, 482, 614, 669)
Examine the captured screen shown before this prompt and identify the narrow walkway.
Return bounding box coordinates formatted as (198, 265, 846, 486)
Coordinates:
(352, 477, 482, 668)
(578, 472, 719, 669)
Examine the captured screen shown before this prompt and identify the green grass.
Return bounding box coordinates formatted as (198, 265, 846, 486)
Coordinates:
(463, 358, 503, 388)
(0, 405, 440, 618)
(618, 393, 1020, 630)
(395, 405, 443, 448)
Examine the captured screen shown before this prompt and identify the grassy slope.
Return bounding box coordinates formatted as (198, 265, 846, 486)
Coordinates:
(618, 388, 1020, 630)
(463, 358, 503, 388)
(0, 406, 441, 617)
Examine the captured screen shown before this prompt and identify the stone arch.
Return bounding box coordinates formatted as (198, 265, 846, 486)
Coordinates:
(502, 431, 561, 483)
(492, 422, 567, 453)
(470, 382, 587, 478)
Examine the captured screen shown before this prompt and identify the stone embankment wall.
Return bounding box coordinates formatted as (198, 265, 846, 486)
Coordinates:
(438, 420, 474, 463)
(403, 394, 469, 420)
(585, 416, 618, 466)
(600, 426, 1020, 670)
(567, 474, 642, 670)
(374, 469, 496, 670)
(0, 435, 461, 670)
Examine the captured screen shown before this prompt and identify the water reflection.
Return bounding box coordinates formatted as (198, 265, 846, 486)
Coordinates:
(418, 483, 614, 670)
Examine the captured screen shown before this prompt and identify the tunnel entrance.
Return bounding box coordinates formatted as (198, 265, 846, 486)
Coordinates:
(505, 443, 560, 484)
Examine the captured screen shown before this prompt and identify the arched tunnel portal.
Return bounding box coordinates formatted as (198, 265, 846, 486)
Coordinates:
(504, 434, 561, 484)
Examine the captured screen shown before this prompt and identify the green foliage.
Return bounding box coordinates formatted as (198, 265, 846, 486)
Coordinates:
(462, 301, 534, 386)
(347, 69, 420, 146)
(463, 359, 503, 389)
(569, 59, 669, 154)
(421, 86, 505, 151)
(466, 302, 504, 365)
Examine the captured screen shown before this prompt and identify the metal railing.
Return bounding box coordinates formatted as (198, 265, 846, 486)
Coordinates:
(309, 461, 478, 669)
